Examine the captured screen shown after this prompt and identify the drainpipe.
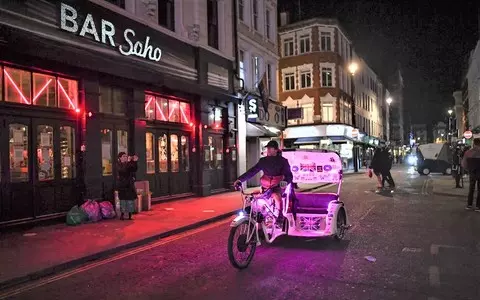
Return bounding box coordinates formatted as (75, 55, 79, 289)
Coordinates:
(232, 0, 245, 96)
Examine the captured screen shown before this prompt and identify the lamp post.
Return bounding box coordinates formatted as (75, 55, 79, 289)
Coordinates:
(348, 62, 359, 172)
(448, 109, 453, 143)
(386, 97, 392, 143)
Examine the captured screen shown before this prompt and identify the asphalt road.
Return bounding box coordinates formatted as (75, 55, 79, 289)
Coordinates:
(3, 166, 480, 300)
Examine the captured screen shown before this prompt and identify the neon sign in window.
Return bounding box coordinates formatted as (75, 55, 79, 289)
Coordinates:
(144, 94, 191, 124)
(1, 65, 79, 111)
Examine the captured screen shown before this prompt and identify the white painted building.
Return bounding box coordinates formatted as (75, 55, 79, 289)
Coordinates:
(466, 40, 480, 130)
(235, 0, 285, 186)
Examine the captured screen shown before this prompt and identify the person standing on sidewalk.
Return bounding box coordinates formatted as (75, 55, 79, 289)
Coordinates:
(117, 152, 138, 220)
(461, 138, 480, 211)
(452, 146, 463, 188)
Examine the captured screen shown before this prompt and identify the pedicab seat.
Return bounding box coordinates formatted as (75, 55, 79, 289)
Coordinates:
(294, 192, 338, 214)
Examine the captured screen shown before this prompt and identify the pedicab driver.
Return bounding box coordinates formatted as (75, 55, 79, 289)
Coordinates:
(233, 141, 293, 226)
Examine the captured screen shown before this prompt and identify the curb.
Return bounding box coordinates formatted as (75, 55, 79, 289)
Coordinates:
(0, 209, 241, 292)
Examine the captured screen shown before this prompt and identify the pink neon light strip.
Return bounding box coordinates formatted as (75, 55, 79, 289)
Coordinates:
(32, 79, 53, 103)
(168, 103, 178, 120)
(3, 70, 31, 104)
(57, 80, 77, 109)
(145, 96, 154, 111)
(179, 105, 189, 123)
(154, 99, 167, 121)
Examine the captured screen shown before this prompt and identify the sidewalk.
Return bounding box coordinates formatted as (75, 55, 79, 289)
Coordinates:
(1, 175, 365, 291)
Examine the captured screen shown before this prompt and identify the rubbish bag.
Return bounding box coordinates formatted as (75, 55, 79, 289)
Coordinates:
(66, 205, 88, 226)
(81, 199, 102, 222)
(99, 201, 116, 219)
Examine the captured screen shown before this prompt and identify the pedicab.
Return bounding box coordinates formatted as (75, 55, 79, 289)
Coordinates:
(227, 149, 350, 269)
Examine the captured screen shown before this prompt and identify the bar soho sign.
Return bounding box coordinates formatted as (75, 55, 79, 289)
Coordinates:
(60, 3, 162, 62)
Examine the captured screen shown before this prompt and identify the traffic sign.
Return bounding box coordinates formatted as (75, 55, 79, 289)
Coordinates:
(464, 130, 473, 139)
(352, 128, 359, 138)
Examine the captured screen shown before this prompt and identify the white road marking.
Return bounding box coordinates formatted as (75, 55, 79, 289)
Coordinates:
(402, 247, 422, 253)
(428, 266, 440, 287)
(202, 210, 215, 213)
(430, 244, 466, 255)
(164, 208, 174, 211)
(428, 297, 440, 300)
(359, 206, 375, 221)
(0, 219, 230, 299)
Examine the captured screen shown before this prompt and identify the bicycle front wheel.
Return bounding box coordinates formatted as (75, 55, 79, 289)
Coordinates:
(227, 220, 257, 269)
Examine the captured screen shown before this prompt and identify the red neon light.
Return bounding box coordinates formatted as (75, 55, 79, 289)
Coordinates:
(32, 79, 53, 104)
(145, 96, 154, 111)
(168, 102, 177, 120)
(3, 69, 31, 104)
(154, 100, 167, 121)
(75, 108, 81, 113)
(179, 105, 189, 123)
(57, 80, 77, 110)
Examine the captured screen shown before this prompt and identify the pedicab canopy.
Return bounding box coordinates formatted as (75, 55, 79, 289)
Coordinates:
(282, 149, 343, 184)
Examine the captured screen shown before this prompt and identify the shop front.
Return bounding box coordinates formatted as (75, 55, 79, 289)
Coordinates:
(0, 1, 237, 226)
(283, 124, 367, 171)
(238, 96, 287, 187)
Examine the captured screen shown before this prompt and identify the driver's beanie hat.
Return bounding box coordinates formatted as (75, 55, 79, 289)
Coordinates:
(266, 140, 279, 149)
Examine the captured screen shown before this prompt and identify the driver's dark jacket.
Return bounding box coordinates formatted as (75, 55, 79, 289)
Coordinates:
(238, 155, 293, 183)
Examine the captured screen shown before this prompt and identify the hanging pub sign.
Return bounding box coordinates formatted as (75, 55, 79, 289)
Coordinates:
(246, 96, 286, 128)
(60, 3, 162, 62)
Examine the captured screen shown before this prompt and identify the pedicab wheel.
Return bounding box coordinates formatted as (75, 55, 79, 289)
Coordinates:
(422, 168, 430, 175)
(227, 220, 257, 269)
(334, 208, 347, 241)
(444, 168, 452, 175)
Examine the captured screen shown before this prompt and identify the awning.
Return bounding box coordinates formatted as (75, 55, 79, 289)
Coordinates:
(293, 137, 322, 145)
(246, 123, 279, 137)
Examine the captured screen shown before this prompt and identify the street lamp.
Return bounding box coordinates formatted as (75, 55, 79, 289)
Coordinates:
(386, 97, 392, 105)
(447, 109, 453, 143)
(448, 109, 453, 115)
(348, 62, 359, 172)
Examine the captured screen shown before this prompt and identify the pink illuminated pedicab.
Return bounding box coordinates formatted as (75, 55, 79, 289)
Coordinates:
(228, 149, 350, 269)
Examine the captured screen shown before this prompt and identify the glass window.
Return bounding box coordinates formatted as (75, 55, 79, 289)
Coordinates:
(99, 86, 112, 114)
(322, 103, 334, 122)
(145, 95, 155, 120)
(146, 132, 155, 174)
(58, 77, 78, 110)
(158, 0, 175, 31)
(252, 0, 258, 30)
(0, 66, 3, 102)
(99, 86, 127, 115)
(33, 73, 56, 107)
(9, 124, 29, 182)
(320, 32, 332, 51)
(300, 71, 312, 88)
(265, 10, 271, 39)
(299, 35, 310, 53)
(179, 102, 191, 124)
(101, 129, 113, 176)
(204, 136, 213, 169)
(321, 67, 333, 87)
(4, 67, 31, 105)
(36, 125, 54, 181)
(238, 0, 244, 21)
(60, 126, 75, 179)
(283, 38, 294, 56)
(215, 138, 223, 169)
(266, 64, 272, 95)
(252, 56, 259, 87)
(181, 136, 189, 171)
(117, 130, 128, 154)
(207, 0, 219, 49)
(158, 134, 168, 172)
(284, 73, 295, 91)
(170, 134, 179, 172)
(168, 100, 180, 123)
(156, 97, 168, 121)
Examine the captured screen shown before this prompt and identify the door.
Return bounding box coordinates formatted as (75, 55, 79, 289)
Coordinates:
(146, 129, 192, 198)
(1, 117, 34, 222)
(32, 118, 77, 217)
(205, 134, 226, 191)
(100, 126, 129, 201)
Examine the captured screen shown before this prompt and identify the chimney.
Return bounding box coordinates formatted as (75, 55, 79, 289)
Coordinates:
(280, 12, 290, 26)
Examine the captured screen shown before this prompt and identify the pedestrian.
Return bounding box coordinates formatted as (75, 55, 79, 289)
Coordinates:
(461, 138, 480, 212)
(452, 146, 463, 188)
(116, 152, 138, 220)
(369, 147, 384, 192)
(380, 147, 395, 189)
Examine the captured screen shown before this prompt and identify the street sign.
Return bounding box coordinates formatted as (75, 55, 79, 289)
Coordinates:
(352, 128, 359, 138)
(464, 130, 473, 139)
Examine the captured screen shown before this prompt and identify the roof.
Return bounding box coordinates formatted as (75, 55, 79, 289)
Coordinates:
(279, 17, 352, 42)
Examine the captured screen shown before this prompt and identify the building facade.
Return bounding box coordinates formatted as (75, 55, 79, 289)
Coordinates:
(466, 40, 480, 132)
(278, 17, 386, 170)
(0, 0, 238, 226)
(389, 67, 406, 147)
(235, 0, 286, 187)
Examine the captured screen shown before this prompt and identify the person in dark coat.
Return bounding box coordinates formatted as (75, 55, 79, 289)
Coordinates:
(380, 148, 395, 189)
(117, 152, 138, 220)
(369, 148, 384, 190)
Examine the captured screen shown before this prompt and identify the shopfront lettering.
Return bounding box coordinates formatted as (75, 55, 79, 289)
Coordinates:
(247, 98, 258, 118)
(60, 3, 162, 62)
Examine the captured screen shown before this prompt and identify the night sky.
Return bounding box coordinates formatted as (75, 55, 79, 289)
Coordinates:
(278, 0, 479, 127)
